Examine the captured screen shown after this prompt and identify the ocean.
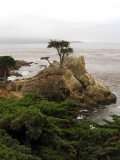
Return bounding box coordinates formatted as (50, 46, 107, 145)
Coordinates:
(0, 42, 120, 123)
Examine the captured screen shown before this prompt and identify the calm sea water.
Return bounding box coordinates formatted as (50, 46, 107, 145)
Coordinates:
(0, 42, 120, 124)
(0, 42, 120, 51)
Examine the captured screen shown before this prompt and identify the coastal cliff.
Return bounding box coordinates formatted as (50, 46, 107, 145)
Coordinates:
(0, 56, 116, 109)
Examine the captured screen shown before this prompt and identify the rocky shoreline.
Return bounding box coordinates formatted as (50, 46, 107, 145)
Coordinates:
(9, 60, 33, 77)
(0, 56, 116, 111)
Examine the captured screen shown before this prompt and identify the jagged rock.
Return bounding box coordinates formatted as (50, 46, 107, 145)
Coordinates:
(65, 56, 87, 78)
(0, 56, 116, 109)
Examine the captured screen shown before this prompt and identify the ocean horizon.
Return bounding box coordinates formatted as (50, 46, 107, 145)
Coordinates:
(0, 42, 120, 51)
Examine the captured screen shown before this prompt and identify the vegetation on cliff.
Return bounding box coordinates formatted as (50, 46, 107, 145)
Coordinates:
(0, 93, 120, 160)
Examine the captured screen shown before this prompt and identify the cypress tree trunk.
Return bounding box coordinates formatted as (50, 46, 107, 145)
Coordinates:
(59, 55, 64, 68)
(3, 68, 7, 85)
(60, 58, 64, 68)
(47, 59, 51, 65)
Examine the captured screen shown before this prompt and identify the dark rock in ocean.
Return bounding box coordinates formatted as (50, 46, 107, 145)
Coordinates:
(9, 71, 22, 77)
(15, 60, 33, 70)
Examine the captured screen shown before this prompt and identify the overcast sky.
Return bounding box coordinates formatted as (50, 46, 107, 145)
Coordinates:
(0, 0, 120, 42)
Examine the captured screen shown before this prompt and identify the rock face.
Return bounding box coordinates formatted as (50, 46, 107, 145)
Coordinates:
(0, 56, 116, 109)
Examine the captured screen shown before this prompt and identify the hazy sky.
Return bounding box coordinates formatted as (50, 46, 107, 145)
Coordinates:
(0, 0, 120, 42)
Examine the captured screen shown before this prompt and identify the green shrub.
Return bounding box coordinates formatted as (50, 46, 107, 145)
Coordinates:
(0, 93, 120, 160)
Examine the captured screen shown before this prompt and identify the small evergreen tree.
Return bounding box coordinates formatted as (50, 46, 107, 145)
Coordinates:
(0, 56, 16, 84)
(47, 40, 73, 68)
(41, 57, 51, 65)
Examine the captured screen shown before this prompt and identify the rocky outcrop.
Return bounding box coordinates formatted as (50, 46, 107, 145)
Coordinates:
(0, 56, 116, 109)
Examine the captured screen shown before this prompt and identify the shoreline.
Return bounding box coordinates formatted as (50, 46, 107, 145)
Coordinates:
(0, 45, 119, 124)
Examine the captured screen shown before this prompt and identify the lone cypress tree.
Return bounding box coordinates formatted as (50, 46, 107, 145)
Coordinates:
(0, 56, 16, 84)
(47, 40, 73, 68)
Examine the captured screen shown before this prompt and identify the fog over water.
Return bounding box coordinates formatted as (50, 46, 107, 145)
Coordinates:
(0, 42, 120, 124)
(0, 0, 120, 43)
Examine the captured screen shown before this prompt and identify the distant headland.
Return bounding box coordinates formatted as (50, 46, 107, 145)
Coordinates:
(70, 41, 84, 43)
(0, 38, 85, 44)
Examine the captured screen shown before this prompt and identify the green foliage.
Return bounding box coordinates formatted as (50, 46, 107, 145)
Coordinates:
(0, 93, 120, 159)
(0, 129, 41, 160)
(18, 93, 46, 107)
(0, 56, 16, 84)
(0, 56, 16, 69)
